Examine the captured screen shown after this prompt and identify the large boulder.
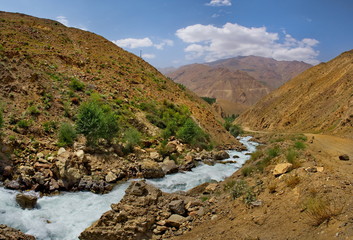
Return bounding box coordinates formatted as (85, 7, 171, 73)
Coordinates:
(169, 200, 186, 215)
(0, 225, 36, 240)
(160, 159, 178, 174)
(213, 150, 230, 160)
(273, 163, 293, 176)
(16, 193, 38, 209)
(140, 160, 165, 179)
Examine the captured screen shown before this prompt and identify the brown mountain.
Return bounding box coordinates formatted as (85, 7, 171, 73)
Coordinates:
(236, 50, 353, 138)
(0, 11, 235, 145)
(167, 64, 270, 114)
(208, 56, 312, 89)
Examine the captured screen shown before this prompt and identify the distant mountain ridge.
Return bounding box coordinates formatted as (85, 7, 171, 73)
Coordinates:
(166, 56, 311, 115)
(236, 50, 353, 138)
(207, 56, 312, 89)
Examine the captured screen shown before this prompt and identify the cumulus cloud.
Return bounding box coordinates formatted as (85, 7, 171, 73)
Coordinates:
(142, 53, 156, 59)
(206, 0, 232, 6)
(113, 38, 174, 50)
(113, 37, 153, 49)
(176, 23, 320, 64)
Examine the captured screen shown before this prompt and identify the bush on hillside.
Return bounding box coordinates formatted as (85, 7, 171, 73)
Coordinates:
(201, 97, 216, 105)
(76, 99, 118, 145)
(122, 128, 141, 153)
(176, 118, 210, 148)
(69, 78, 85, 91)
(58, 122, 77, 146)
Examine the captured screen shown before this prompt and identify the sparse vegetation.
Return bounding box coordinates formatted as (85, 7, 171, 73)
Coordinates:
(285, 174, 300, 188)
(17, 119, 31, 129)
(294, 141, 306, 150)
(123, 128, 141, 153)
(76, 99, 119, 145)
(304, 196, 341, 226)
(27, 105, 40, 116)
(241, 166, 255, 177)
(223, 115, 242, 138)
(69, 78, 85, 91)
(228, 179, 257, 205)
(58, 122, 77, 147)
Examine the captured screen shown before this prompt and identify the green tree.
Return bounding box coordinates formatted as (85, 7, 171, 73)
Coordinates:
(76, 100, 118, 145)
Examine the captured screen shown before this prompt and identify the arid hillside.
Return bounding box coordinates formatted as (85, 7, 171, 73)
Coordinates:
(208, 56, 312, 89)
(237, 50, 353, 138)
(0, 11, 235, 145)
(167, 64, 270, 114)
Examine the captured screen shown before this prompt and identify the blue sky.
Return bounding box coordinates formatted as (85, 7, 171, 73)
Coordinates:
(1, 0, 352, 68)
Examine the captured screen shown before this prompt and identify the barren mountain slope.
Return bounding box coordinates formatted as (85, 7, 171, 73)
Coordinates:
(208, 55, 312, 89)
(0, 11, 235, 145)
(236, 50, 353, 138)
(168, 64, 270, 106)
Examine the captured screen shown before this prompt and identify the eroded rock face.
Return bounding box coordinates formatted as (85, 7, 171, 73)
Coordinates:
(79, 181, 208, 240)
(0, 224, 36, 240)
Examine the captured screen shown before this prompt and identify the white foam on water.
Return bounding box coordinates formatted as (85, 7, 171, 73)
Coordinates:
(147, 136, 258, 192)
(0, 182, 129, 240)
(0, 136, 257, 239)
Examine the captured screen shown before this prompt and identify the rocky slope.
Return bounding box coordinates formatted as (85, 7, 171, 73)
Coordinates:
(208, 55, 312, 89)
(0, 225, 35, 240)
(0, 12, 239, 193)
(237, 50, 353, 138)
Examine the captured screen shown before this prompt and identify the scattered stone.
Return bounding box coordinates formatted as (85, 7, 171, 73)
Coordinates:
(166, 214, 186, 228)
(316, 167, 324, 172)
(339, 154, 350, 161)
(233, 155, 240, 159)
(150, 151, 161, 161)
(273, 163, 293, 176)
(3, 166, 13, 179)
(4, 180, 20, 190)
(105, 171, 117, 183)
(0, 224, 36, 240)
(16, 193, 37, 209)
(169, 200, 186, 215)
(57, 147, 66, 156)
(36, 152, 44, 159)
(250, 200, 263, 207)
(75, 150, 85, 160)
(213, 150, 230, 160)
(205, 183, 218, 193)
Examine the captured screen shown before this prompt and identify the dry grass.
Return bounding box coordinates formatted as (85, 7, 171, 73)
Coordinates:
(303, 196, 342, 226)
(285, 174, 300, 188)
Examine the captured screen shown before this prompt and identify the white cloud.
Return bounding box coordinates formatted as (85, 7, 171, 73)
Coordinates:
(154, 39, 174, 50)
(142, 53, 156, 59)
(113, 38, 174, 50)
(113, 37, 153, 49)
(56, 16, 69, 26)
(56, 16, 87, 31)
(176, 23, 320, 64)
(206, 0, 232, 6)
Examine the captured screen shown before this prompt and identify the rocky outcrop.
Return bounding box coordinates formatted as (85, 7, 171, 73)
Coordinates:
(0, 225, 36, 240)
(79, 181, 208, 240)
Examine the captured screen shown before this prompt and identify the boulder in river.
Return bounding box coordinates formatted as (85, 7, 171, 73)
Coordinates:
(16, 193, 38, 209)
(213, 150, 230, 160)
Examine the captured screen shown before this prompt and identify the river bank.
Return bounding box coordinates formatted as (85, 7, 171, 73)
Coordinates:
(0, 136, 258, 240)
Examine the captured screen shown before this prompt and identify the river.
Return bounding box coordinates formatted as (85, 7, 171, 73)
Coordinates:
(0, 136, 257, 240)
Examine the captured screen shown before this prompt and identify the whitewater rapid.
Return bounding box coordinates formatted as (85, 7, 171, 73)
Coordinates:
(0, 136, 257, 240)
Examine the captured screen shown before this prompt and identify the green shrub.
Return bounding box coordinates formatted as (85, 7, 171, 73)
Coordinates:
(229, 124, 243, 138)
(176, 118, 209, 148)
(27, 105, 40, 116)
(286, 148, 298, 163)
(69, 78, 85, 91)
(123, 128, 141, 153)
(230, 179, 248, 199)
(58, 122, 76, 146)
(43, 121, 58, 133)
(294, 141, 306, 150)
(17, 119, 31, 129)
(201, 97, 216, 105)
(76, 99, 118, 145)
(267, 146, 281, 158)
(241, 166, 255, 177)
(250, 150, 263, 162)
